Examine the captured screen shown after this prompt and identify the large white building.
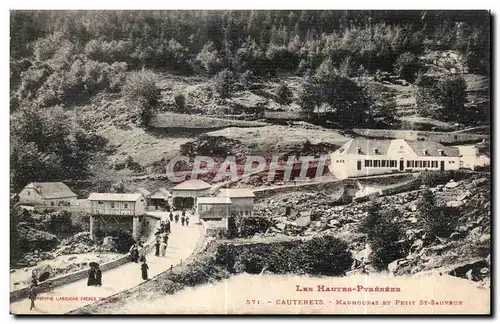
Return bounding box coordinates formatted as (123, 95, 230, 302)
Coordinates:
(330, 139, 462, 179)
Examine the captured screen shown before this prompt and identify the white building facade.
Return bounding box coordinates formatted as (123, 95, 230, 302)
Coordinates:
(330, 139, 461, 179)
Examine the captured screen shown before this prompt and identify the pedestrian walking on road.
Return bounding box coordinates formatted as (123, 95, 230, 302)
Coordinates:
(87, 265, 97, 286)
(174, 213, 179, 224)
(181, 215, 185, 226)
(129, 243, 139, 263)
(169, 212, 173, 222)
(155, 238, 160, 256)
(185, 216, 190, 226)
(166, 220, 171, 234)
(141, 261, 149, 280)
(95, 265, 102, 287)
(28, 283, 37, 311)
(161, 241, 167, 257)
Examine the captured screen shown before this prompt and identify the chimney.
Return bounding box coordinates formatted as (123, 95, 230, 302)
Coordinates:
(355, 147, 361, 154)
(437, 149, 444, 156)
(373, 148, 378, 154)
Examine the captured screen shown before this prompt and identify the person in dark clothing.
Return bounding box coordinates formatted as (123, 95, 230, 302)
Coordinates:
(181, 216, 185, 226)
(141, 261, 149, 280)
(28, 283, 37, 310)
(165, 220, 171, 234)
(182, 209, 186, 217)
(163, 234, 169, 245)
(87, 266, 96, 286)
(129, 244, 139, 263)
(169, 212, 173, 222)
(185, 216, 190, 226)
(31, 272, 38, 287)
(174, 213, 179, 224)
(95, 265, 102, 287)
(155, 238, 160, 257)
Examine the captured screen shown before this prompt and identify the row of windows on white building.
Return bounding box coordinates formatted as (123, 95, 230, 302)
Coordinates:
(344, 159, 456, 168)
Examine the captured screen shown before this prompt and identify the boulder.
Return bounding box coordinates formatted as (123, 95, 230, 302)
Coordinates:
(457, 225, 468, 233)
(445, 180, 459, 189)
(468, 226, 482, 239)
(407, 203, 418, 212)
(329, 219, 342, 228)
(456, 190, 472, 201)
(295, 214, 311, 227)
(472, 177, 488, 187)
(275, 223, 286, 231)
(449, 232, 463, 240)
(478, 234, 490, 244)
(446, 200, 464, 208)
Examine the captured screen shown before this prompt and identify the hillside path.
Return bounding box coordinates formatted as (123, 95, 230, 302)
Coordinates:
(11, 211, 202, 315)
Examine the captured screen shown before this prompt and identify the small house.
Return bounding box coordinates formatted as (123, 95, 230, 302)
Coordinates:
(217, 188, 255, 217)
(87, 193, 147, 240)
(197, 196, 232, 232)
(149, 188, 171, 210)
(87, 193, 147, 216)
(170, 179, 211, 209)
(18, 182, 78, 207)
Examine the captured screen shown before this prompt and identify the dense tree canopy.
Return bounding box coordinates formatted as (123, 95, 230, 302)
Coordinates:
(10, 10, 490, 76)
(10, 106, 106, 192)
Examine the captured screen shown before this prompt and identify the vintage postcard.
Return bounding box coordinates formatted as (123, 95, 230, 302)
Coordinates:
(9, 10, 491, 315)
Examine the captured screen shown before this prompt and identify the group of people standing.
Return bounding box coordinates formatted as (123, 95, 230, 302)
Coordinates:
(129, 242, 145, 263)
(129, 242, 149, 280)
(155, 219, 171, 257)
(169, 209, 190, 226)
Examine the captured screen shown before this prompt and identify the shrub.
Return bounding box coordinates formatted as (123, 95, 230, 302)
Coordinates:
(435, 75, 467, 120)
(359, 200, 404, 270)
(114, 230, 135, 253)
(239, 70, 256, 89)
(393, 52, 421, 83)
(300, 236, 353, 276)
(238, 216, 273, 237)
(418, 189, 458, 238)
(196, 42, 224, 75)
(173, 92, 186, 111)
(122, 70, 160, 106)
(211, 69, 234, 99)
(275, 82, 293, 106)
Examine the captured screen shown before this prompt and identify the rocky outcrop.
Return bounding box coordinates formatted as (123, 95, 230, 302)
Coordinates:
(17, 223, 58, 253)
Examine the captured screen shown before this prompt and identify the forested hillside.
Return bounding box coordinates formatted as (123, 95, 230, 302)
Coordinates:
(10, 10, 491, 193)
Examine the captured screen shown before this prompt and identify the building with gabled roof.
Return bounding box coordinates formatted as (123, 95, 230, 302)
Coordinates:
(149, 187, 171, 210)
(330, 138, 462, 179)
(87, 192, 148, 241)
(197, 196, 232, 234)
(18, 182, 78, 206)
(170, 179, 211, 209)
